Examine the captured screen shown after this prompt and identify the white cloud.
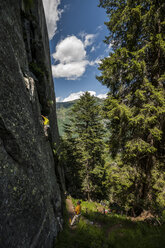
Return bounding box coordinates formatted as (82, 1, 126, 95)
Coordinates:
(105, 42, 114, 53)
(94, 59, 102, 65)
(63, 91, 96, 102)
(89, 59, 101, 66)
(56, 97, 62, 102)
(90, 46, 95, 52)
(62, 91, 107, 102)
(97, 93, 108, 99)
(87, 91, 97, 97)
(52, 60, 89, 80)
(84, 34, 96, 47)
(78, 31, 86, 40)
(52, 35, 97, 80)
(63, 91, 84, 102)
(43, 0, 63, 40)
(53, 36, 86, 63)
(108, 43, 113, 49)
(90, 43, 101, 53)
(97, 25, 103, 31)
(88, 56, 103, 66)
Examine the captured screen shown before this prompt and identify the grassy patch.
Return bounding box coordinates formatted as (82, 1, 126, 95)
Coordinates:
(107, 224, 165, 248)
(55, 198, 165, 248)
(72, 198, 103, 211)
(55, 219, 105, 248)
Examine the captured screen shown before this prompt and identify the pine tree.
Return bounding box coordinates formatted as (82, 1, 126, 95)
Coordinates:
(63, 92, 106, 200)
(98, 0, 165, 213)
(62, 123, 82, 197)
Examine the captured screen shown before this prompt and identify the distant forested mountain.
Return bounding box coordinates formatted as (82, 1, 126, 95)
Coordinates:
(56, 98, 104, 136)
(56, 101, 76, 136)
(56, 101, 76, 110)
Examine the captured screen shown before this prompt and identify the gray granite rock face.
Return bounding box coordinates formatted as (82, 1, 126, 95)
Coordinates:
(0, 0, 64, 247)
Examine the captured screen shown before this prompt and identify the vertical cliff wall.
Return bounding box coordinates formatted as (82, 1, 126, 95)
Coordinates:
(0, 0, 64, 247)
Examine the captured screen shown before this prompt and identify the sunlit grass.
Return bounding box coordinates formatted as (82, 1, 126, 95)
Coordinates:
(71, 197, 103, 212)
(55, 198, 165, 248)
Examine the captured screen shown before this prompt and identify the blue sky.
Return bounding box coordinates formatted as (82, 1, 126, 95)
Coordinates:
(43, 0, 110, 102)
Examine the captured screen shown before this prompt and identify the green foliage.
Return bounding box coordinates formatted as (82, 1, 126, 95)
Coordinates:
(47, 100, 54, 106)
(55, 199, 165, 248)
(56, 98, 104, 136)
(56, 101, 76, 136)
(62, 92, 106, 200)
(162, 210, 165, 223)
(152, 162, 165, 209)
(55, 219, 104, 248)
(71, 198, 104, 214)
(105, 160, 136, 211)
(107, 224, 165, 248)
(61, 132, 83, 198)
(98, 0, 165, 212)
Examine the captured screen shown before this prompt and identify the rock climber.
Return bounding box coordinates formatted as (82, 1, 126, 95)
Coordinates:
(70, 200, 81, 226)
(41, 115, 50, 137)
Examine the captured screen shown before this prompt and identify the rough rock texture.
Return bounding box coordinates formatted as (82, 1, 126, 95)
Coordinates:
(0, 0, 65, 247)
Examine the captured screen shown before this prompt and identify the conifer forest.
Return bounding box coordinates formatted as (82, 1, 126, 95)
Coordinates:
(60, 0, 165, 217)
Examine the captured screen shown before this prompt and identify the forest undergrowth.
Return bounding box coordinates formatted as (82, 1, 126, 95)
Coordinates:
(55, 197, 165, 248)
